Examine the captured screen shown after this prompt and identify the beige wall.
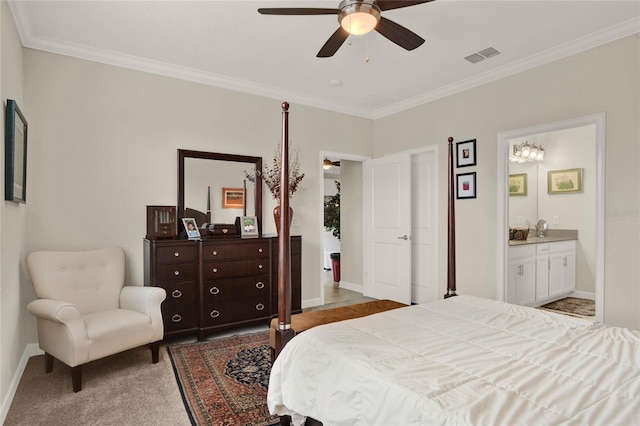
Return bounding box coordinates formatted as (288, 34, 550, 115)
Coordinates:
(22, 49, 373, 303)
(374, 35, 640, 329)
(340, 160, 363, 287)
(1, 0, 33, 414)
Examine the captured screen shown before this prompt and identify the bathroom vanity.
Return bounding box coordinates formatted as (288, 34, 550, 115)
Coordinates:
(507, 235, 576, 306)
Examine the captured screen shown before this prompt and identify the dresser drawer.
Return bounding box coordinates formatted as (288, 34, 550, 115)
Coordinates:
(156, 245, 196, 264)
(202, 242, 269, 261)
(156, 263, 197, 283)
(201, 295, 271, 327)
(161, 298, 198, 334)
(158, 282, 197, 305)
(159, 282, 197, 334)
(203, 259, 268, 279)
(203, 275, 270, 303)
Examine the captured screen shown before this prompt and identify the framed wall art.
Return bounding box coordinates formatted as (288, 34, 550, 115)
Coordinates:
(5, 99, 28, 203)
(456, 172, 476, 199)
(509, 173, 528, 196)
(222, 187, 244, 208)
(548, 168, 583, 194)
(456, 139, 476, 168)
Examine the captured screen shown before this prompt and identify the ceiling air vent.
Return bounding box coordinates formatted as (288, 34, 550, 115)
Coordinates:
(464, 46, 501, 64)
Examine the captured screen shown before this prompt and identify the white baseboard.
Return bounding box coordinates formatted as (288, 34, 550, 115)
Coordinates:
(1, 343, 42, 424)
(302, 297, 321, 309)
(336, 281, 363, 293)
(569, 290, 595, 300)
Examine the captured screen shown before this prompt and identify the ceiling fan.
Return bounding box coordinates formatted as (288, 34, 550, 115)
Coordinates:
(258, 0, 434, 58)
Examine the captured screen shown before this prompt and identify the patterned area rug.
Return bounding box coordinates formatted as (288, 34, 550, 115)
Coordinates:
(167, 331, 279, 426)
(539, 297, 596, 318)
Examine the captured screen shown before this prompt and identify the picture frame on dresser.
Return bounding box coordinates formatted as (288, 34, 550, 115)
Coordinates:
(241, 216, 259, 238)
(182, 218, 201, 240)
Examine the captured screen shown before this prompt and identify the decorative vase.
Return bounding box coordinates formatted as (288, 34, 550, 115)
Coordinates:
(273, 205, 294, 235)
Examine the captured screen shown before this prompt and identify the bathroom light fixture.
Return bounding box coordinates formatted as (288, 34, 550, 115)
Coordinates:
(511, 142, 545, 163)
(323, 158, 333, 169)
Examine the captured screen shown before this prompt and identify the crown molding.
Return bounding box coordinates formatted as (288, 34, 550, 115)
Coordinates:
(8, 1, 638, 121)
(372, 17, 640, 119)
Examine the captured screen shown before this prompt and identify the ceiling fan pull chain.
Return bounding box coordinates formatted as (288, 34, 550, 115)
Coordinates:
(365, 35, 370, 63)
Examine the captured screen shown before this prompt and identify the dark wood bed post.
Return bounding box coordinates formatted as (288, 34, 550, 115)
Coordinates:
(275, 101, 295, 358)
(444, 136, 457, 299)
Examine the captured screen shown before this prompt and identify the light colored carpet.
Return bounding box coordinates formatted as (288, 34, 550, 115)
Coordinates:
(4, 344, 190, 426)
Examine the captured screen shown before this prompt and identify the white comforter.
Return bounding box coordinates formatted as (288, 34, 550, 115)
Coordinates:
(268, 296, 640, 425)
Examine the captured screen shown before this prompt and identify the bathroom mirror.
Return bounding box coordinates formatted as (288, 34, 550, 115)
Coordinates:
(178, 149, 263, 235)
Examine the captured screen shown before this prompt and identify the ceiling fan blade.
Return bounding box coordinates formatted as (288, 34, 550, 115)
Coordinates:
(317, 27, 350, 58)
(258, 8, 338, 16)
(376, 1, 434, 12)
(375, 16, 425, 51)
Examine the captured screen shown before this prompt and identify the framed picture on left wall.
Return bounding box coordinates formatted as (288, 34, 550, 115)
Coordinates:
(5, 99, 28, 203)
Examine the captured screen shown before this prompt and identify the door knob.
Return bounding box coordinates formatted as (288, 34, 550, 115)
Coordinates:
(397, 235, 409, 240)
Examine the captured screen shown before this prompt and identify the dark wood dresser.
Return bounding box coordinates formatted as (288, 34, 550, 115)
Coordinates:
(144, 236, 301, 339)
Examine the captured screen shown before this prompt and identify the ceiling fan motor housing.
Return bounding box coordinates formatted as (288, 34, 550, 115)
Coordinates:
(339, 0, 381, 35)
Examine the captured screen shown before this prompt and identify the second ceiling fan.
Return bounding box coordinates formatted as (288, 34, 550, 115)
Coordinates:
(258, 0, 434, 58)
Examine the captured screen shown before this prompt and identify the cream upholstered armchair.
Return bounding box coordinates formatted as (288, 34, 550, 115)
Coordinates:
(26, 246, 166, 392)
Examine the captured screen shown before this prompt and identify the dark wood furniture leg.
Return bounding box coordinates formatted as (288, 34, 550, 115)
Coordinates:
(44, 352, 53, 373)
(151, 341, 160, 363)
(71, 365, 82, 392)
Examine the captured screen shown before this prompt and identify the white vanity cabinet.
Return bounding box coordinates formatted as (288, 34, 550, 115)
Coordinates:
(508, 240, 576, 306)
(507, 245, 536, 305)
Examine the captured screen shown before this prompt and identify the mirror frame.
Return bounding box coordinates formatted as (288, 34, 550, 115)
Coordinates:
(178, 149, 263, 234)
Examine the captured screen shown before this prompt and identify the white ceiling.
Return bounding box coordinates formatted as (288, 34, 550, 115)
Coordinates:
(8, 1, 640, 119)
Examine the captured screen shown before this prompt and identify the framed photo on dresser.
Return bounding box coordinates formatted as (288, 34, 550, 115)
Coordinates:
(182, 218, 201, 240)
(240, 216, 259, 238)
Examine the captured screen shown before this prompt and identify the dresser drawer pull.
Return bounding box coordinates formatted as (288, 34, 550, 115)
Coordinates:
(174, 270, 180, 276)
(256, 303, 265, 311)
(258, 264, 263, 269)
(210, 286, 220, 295)
(171, 314, 182, 323)
(256, 281, 265, 289)
(210, 310, 220, 318)
(258, 248, 263, 253)
(171, 289, 182, 298)
(212, 268, 218, 273)
(174, 252, 180, 257)
(212, 251, 218, 256)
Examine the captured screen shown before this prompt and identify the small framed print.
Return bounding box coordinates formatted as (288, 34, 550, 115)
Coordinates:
(548, 168, 583, 194)
(456, 139, 477, 168)
(182, 218, 201, 240)
(509, 173, 528, 196)
(240, 216, 259, 238)
(222, 187, 244, 209)
(456, 172, 476, 199)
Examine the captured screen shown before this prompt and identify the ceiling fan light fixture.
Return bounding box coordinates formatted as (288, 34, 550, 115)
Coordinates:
(339, 0, 380, 35)
(323, 158, 333, 169)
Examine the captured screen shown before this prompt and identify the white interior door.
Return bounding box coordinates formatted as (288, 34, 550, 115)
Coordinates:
(363, 153, 412, 304)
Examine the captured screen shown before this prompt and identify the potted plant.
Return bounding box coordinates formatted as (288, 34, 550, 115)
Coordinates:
(324, 181, 340, 281)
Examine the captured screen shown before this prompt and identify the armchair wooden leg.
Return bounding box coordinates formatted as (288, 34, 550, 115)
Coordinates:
(151, 341, 160, 364)
(44, 352, 54, 373)
(71, 365, 82, 392)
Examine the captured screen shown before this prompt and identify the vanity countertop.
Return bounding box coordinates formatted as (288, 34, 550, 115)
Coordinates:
(509, 236, 577, 246)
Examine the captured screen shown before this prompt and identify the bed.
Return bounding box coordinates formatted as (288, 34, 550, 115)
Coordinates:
(268, 103, 640, 425)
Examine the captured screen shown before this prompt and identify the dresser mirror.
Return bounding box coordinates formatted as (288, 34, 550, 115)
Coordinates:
(178, 149, 263, 235)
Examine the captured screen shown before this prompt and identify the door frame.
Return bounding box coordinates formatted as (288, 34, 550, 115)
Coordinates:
(496, 113, 605, 322)
(319, 150, 371, 306)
